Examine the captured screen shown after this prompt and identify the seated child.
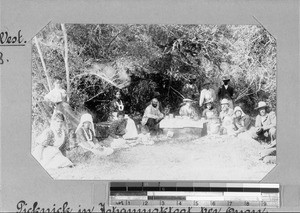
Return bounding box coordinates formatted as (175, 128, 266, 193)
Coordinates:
(202, 100, 220, 134)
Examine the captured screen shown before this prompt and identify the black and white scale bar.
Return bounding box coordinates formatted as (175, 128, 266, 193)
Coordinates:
(109, 183, 280, 208)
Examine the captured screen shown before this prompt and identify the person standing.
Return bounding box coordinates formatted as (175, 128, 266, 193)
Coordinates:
(217, 75, 236, 108)
(199, 80, 216, 108)
(182, 76, 199, 100)
(44, 76, 78, 130)
(109, 91, 124, 120)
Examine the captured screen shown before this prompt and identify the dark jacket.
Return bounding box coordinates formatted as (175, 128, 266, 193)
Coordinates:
(110, 99, 124, 113)
(217, 85, 235, 100)
(109, 119, 127, 138)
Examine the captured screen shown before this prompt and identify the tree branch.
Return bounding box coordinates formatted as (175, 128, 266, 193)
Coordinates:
(61, 23, 70, 103)
(33, 37, 52, 91)
(105, 25, 133, 52)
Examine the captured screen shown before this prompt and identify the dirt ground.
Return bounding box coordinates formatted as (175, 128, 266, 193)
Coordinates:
(46, 133, 276, 181)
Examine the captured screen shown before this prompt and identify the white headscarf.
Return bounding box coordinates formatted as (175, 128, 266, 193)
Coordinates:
(233, 106, 245, 117)
(75, 113, 95, 135)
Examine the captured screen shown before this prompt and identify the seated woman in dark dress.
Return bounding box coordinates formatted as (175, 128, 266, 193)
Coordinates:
(109, 91, 138, 139)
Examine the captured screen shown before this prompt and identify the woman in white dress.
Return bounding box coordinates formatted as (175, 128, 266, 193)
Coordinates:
(33, 112, 73, 169)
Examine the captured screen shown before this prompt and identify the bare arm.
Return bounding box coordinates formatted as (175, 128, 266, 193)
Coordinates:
(199, 90, 204, 107)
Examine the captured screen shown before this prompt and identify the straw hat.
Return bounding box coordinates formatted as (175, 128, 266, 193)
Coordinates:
(255, 101, 268, 110)
(221, 98, 230, 105)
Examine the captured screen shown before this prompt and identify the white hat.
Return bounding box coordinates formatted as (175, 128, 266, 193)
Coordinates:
(234, 106, 245, 117)
(221, 98, 229, 105)
(255, 101, 268, 110)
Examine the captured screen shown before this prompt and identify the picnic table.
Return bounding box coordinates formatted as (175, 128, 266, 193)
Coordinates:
(159, 116, 206, 138)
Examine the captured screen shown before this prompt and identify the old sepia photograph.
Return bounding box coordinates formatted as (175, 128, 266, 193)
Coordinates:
(31, 23, 277, 180)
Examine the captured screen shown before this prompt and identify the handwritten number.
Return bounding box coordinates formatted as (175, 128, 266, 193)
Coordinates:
(227, 201, 232, 206)
(0, 52, 3, 64)
(143, 201, 148, 205)
(177, 201, 182, 205)
(194, 201, 199, 206)
(262, 201, 267, 206)
(245, 201, 249, 206)
(161, 200, 165, 205)
(211, 201, 215, 206)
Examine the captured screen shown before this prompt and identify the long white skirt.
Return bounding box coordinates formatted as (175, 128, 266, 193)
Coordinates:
(123, 117, 138, 140)
(33, 146, 73, 169)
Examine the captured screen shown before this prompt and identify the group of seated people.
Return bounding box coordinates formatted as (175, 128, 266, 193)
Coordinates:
(34, 76, 277, 169)
(33, 80, 166, 169)
(179, 97, 276, 142)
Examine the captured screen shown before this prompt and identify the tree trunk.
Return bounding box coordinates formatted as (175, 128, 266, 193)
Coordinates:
(61, 23, 70, 103)
(33, 37, 52, 91)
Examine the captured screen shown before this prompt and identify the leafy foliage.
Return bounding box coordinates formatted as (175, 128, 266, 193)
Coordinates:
(32, 23, 276, 133)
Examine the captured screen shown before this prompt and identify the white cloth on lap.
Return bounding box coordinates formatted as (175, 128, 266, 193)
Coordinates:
(33, 146, 73, 169)
(111, 138, 130, 149)
(78, 142, 114, 156)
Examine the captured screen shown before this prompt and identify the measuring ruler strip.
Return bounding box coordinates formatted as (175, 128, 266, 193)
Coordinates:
(109, 200, 276, 207)
(110, 195, 278, 202)
(109, 182, 280, 208)
(147, 191, 224, 196)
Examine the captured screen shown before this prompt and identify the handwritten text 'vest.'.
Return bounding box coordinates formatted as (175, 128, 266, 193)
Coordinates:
(0, 30, 26, 46)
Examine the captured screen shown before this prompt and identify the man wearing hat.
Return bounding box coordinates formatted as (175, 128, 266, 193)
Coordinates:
(199, 79, 216, 107)
(217, 75, 236, 109)
(252, 101, 276, 143)
(179, 98, 198, 118)
(219, 98, 235, 135)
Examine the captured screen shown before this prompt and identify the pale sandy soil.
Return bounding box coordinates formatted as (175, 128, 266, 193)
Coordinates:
(46, 134, 276, 181)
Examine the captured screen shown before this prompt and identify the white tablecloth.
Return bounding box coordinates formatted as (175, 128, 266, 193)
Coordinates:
(159, 117, 204, 129)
